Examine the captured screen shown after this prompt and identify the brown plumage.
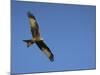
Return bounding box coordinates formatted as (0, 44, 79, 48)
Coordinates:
(23, 12, 54, 61)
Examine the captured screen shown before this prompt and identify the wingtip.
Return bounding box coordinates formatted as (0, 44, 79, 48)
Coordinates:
(27, 11, 36, 19)
(49, 54, 54, 62)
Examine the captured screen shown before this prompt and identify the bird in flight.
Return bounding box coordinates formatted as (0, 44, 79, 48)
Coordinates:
(23, 12, 54, 62)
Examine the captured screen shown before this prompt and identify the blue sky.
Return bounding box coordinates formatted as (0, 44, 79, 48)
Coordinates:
(11, 1, 96, 74)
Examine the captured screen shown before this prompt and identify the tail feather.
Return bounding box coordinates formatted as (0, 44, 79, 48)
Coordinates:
(23, 40, 34, 47)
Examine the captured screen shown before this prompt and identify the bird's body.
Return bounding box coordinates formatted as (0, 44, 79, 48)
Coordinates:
(23, 12, 54, 61)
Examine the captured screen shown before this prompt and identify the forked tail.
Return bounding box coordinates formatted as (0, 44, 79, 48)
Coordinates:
(23, 40, 34, 47)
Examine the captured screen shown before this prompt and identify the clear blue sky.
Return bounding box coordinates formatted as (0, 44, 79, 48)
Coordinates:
(11, 1, 96, 74)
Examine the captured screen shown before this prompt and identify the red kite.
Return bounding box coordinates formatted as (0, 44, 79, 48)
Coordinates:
(23, 12, 54, 61)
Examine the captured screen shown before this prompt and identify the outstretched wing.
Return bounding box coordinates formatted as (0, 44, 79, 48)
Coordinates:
(27, 12, 40, 38)
(36, 40, 54, 61)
